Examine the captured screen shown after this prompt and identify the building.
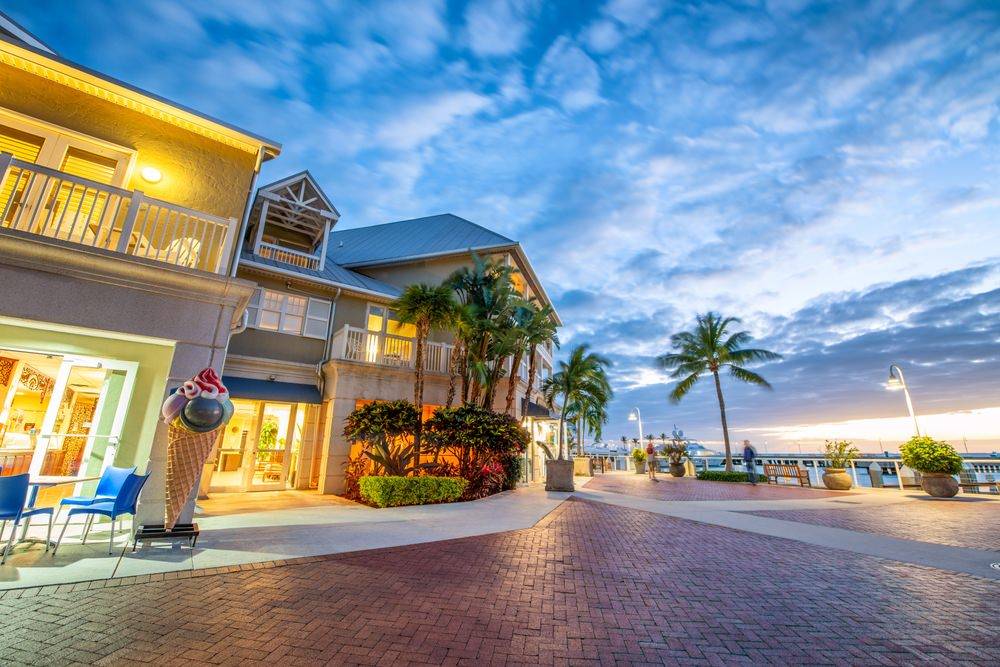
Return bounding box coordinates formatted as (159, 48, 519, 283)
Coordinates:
(0, 14, 280, 525)
(218, 173, 560, 496)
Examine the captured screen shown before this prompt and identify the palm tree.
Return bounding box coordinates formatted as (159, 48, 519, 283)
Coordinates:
(657, 312, 782, 471)
(521, 303, 559, 413)
(541, 344, 612, 460)
(566, 395, 608, 455)
(392, 283, 457, 455)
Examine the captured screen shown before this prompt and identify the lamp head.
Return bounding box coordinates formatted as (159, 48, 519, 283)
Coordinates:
(886, 365, 904, 390)
(628, 411, 637, 422)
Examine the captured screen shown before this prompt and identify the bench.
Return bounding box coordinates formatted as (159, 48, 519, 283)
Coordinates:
(763, 463, 811, 487)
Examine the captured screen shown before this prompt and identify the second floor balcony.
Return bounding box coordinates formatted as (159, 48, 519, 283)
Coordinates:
(331, 324, 454, 374)
(0, 153, 238, 275)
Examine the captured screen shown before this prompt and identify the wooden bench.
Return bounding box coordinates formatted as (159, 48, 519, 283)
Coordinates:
(763, 463, 811, 487)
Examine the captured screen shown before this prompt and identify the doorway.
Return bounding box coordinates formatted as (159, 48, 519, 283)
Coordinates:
(209, 399, 304, 492)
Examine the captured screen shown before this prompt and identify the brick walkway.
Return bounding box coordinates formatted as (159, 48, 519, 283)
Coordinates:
(584, 472, 853, 500)
(744, 498, 1000, 551)
(2, 498, 996, 666)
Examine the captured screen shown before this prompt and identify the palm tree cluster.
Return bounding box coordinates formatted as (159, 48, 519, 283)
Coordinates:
(541, 344, 613, 460)
(391, 254, 561, 422)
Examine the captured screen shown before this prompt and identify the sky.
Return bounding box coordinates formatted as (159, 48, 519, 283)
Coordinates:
(11, 0, 1000, 451)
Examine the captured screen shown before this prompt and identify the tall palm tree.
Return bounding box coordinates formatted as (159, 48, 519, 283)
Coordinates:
(521, 303, 559, 414)
(392, 283, 457, 455)
(541, 344, 612, 460)
(657, 312, 782, 471)
(565, 394, 608, 455)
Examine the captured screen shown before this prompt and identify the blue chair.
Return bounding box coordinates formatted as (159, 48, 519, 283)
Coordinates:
(59, 465, 136, 540)
(53, 473, 149, 556)
(0, 474, 56, 564)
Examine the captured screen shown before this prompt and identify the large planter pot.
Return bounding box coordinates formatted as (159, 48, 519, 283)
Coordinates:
(920, 472, 959, 498)
(822, 468, 853, 490)
(573, 456, 593, 476)
(633, 460, 646, 474)
(545, 459, 575, 492)
(669, 463, 686, 477)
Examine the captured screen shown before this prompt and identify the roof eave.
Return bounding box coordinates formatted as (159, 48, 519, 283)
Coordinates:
(337, 242, 518, 270)
(239, 259, 398, 301)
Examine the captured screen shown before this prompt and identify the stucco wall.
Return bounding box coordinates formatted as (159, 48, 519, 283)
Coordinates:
(227, 328, 326, 365)
(0, 64, 258, 219)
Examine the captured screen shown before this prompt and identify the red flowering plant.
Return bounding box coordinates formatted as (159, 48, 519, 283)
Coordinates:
(423, 404, 530, 499)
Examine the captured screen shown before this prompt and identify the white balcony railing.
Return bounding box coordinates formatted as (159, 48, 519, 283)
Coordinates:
(256, 241, 321, 271)
(0, 154, 238, 275)
(331, 325, 454, 374)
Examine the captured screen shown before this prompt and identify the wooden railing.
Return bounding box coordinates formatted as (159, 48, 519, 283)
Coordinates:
(256, 241, 321, 270)
(0, 153, 238, 274)
(330, 325, 454, 374)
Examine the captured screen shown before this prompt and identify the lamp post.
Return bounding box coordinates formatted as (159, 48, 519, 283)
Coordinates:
(628, 408, 643, 441)
(886, 364, 920, 436)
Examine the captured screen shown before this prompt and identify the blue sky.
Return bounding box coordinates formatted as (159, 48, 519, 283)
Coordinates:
(12, 1, 1000, 449)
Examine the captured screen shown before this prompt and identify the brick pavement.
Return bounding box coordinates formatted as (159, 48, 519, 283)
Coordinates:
(585, 472, 853, 500)
(1, 498, 997, 666)
(743, 497, 1000, 552)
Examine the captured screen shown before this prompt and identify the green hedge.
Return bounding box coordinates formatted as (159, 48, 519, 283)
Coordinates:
(696, 470, 756, 483)
(358, 476, 468, 508)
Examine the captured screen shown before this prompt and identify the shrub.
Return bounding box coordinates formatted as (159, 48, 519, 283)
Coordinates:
(358, 475, 468, 508)
(630, 448, 647, 464)
(662, 441, 688, 465)
(343, 400, 421, 475)
(899, 435, 963, 475)
(697, 470, 755, 483)
(824, 439, 860, 468)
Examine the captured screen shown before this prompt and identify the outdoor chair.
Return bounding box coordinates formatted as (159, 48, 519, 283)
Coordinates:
(53, 473, 149, 556)
(0, 473, 56, 564)
(58, 465, 136, 541)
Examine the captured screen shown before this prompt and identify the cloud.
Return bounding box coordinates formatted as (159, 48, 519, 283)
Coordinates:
(535, 37, 603, 111)
(464, 0, 539, 57)
(375, 91, 493, 150)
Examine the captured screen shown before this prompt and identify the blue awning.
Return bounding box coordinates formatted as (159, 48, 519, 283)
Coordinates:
(222, 376, 322, 404)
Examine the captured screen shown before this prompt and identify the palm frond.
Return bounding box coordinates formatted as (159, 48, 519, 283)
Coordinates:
(728, 365, 773, 389)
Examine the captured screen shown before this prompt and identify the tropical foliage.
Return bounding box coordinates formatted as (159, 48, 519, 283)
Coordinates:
(343, 400, 421, 476)
(824, 440, 860, 468)
(630, 448, 647, 464)
(541, 344, 612, 460)
(358, 476, 468, 508)
(657, 312, 782, 471)
(899, 435, 963, 474)
(696, 470, 756, 483)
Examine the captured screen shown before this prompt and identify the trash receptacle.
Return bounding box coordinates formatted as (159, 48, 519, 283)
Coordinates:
(868, 461, 883, 488)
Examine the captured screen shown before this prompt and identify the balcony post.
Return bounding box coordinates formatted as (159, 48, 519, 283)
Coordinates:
(216, 217, 238, 274)
(0, 153, 13, 205)
(117, 190, 144, 254)
(340, 325, 350, 359)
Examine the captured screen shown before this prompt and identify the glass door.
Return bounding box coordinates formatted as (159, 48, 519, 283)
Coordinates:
(28, 355, 137, 478)
(247, 402, 297, 491)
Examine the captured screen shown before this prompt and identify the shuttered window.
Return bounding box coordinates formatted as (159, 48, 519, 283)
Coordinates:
(246, 288, 331, 339)
(0, 124, 46, 223)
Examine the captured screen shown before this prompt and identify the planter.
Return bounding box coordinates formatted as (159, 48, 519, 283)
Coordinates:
(822, 468, 852, 490)
(545, 459, 575, 492)
(573, 456, 593, 476)
(633, 460, 646, 474)
(919, 472, 959, 498)
(669, 463, 686, 478)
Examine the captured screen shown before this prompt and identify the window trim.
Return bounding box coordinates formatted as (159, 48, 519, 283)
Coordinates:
(246, 288, 331, 340)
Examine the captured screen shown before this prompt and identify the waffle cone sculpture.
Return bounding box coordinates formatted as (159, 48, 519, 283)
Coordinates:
(160, 368, 234, 530)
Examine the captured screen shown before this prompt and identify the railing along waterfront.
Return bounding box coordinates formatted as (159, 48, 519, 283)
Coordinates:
(256, 241, 321, 270)
(330, 324, 454, 373)
(0, 153, 237, 274)
(582, 453, 1000, 489)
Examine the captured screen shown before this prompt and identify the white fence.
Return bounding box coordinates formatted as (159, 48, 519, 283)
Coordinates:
(0, 153, 237, 274)
(330, 324, 454, 374)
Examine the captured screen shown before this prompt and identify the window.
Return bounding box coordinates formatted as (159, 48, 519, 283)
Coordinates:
(246, 288, 332, 339)
(366, 304, 417, 339)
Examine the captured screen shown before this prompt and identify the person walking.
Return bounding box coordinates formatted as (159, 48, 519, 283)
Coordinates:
(646, 438, 657, 480)
(742, 439, 758, 485)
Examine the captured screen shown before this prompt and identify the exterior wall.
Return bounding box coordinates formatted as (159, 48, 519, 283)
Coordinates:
(0, 64, 258, 219)
(356, 255, 478, 290)
(0, 233, 254, 524)
(329, 293, 371, 332)
(227, 328, 325, 365)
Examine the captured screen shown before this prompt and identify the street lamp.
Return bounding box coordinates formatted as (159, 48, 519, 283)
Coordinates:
(628, 408, 643, 441)
(886, 364, 920, 436)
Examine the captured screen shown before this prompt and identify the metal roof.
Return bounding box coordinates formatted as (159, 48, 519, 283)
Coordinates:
(240, 251, 401, 298)
(329, 214, 515, 267)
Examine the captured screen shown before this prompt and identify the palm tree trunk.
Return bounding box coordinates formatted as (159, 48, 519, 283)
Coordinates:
(712, 370, 733, 472)
(413, 327, 427, 471)
(460, 341, 470, 404)
(557, 406, 567, 460)
(504, 349, 524, 416)
(525, 344, 537, 404)
(446, 341, 460, 408)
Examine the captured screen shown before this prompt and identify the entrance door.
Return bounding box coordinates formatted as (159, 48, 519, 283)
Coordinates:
(246, 402, 298, 491)
(27, 355, 137, 478)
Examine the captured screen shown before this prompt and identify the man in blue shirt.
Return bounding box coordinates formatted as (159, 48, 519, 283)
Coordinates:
(742, 440, 758, 485)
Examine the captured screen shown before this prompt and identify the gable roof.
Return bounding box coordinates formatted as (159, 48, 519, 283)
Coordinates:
(0, 11, 54, 54)
(240, 250, 401, 299)
(328, 214, 515, 267)
(257, 170, 339, 219)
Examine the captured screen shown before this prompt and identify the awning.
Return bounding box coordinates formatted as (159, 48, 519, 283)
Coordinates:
(522, 399, 557, 420)
(222, 376, 322, 404)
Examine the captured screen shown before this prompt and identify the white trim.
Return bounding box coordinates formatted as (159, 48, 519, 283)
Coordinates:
(247, 287, 331, 340)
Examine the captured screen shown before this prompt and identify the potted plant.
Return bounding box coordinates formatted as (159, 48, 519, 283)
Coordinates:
(899, 435, 963, 498)
(822, 439, 860, 490)
(663, 436, 689, 477)
(631, 447, 647, 474)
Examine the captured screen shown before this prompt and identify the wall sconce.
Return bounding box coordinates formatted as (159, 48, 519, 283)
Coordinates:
(140, 166, 162, 184)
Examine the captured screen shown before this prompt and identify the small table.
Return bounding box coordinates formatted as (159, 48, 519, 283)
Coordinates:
(20, 475, 100, 544)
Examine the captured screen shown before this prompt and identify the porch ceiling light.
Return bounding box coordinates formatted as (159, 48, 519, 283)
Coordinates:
(140, 166, 163, 184)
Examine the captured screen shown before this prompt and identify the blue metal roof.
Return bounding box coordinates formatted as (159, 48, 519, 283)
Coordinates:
(222, 376, 322, 404)
(240, 250, 401, 297)
(329, 214, 515, 267)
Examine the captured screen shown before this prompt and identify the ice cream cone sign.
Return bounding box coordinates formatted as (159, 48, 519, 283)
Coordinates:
(161, 368, 234, 529)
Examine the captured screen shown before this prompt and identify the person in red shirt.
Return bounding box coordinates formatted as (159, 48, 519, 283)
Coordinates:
(646, 438, 657, 480)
